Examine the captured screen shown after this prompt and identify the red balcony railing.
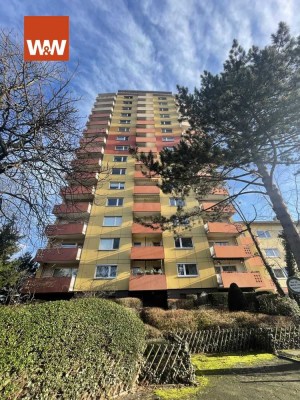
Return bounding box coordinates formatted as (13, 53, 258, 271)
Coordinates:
(60, 185, 95, 200)
(71, 158, 102, 170)
(200, 202, 235, 215)
(210, 245, 252, 259)
(35, 247, 82, 263)
(219, 271, 264, 288)
(134, 186, 160, 195)
(204, 222, 240, 236)
(45, 223, 87, 238)
(131, 223, 163, 234)
(22, 277, 72, 294)
(130, 246, 164, 260)
(53, 202, 91, 216)
(129, 274, 167, 291)
(133, 203, 161, 213)
(66, 172, 99, 185)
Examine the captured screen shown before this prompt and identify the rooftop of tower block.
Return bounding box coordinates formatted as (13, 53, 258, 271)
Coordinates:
(118, 90, 173, 96)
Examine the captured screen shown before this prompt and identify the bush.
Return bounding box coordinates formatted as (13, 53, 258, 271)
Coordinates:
(228, 283, 248, 311)
(257, 294, 300, 321)
(144, 324, 163, 340)
(0, 298, 145, 398)
(208, 292, 228, 308)
(167, 298, 195, 310)
(142, 307, 295, 332)
(115, 296, 143, 310)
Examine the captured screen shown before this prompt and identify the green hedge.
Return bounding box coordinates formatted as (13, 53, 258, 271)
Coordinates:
(0, 298, 145, 399)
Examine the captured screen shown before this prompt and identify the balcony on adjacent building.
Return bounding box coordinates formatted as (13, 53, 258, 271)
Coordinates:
(66, 172, 99, 185)
(130, 246, 165, 260)
(200, 202, 235, 216)
(204, 222, 242, 238)
(53, 202, 92, 218)
(71, 158, 102, 171)
(134, 170, 158, 180)
(135, 147, 158, 154)
(218, 271, 264, 288)
(76, 146, 104, 157)
(210, 245, 252, 259)
(45, 223, 87, 239)
(136, 120, 155, 125)
(80, 137, 107, 145)
(129, 273, 167, 291)
(136, 136, 156, 143)
(133, 202, 161, 217)
(83, 128, 108, 136)
(35, 247, 82, 264)
(133, 186, 160, 195)
(60, 185, 95, 201)
(22, 277, 72, 294)
(131, 222, 163, 234)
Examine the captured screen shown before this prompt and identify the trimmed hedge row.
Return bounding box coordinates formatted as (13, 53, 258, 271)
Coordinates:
(0, 298, 145, 399)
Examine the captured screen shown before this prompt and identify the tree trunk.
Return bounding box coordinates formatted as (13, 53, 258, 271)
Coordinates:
(258, 163, 300, 274)
(245, 222, 285, 296)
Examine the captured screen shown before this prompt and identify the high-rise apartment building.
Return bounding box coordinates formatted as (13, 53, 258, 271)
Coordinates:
(24, 90, 281, 305)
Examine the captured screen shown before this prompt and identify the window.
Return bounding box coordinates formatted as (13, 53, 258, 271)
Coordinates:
(121, 113, 131, 117)
(215, 265, 237, 273)
(115, 145, 129, 151)
(169, 198, 185, 207)
(116, 136, 129, 141)
(123, 101, 132, 104)
(113, 156, 127, 162)
(106, 198, 123, 206)
(99, 238, 120, 250)
(257, 230, 271, 238)
(265, 248, 280, 257)
(273, 268, 287, 279)
(95, 264, 117, 279)
(103, 216, 122, 226)
(159, 102, 167, 105)
(174, 237, 193, 248)
(177, 263, 198, 276)
(109, 182, 125, 189)
(111, 168, 126, 175)
(53, 267, 77, 277)
(118, 127, 130, 132)
(160, 114, 170, 118)
(119, 120, 131, 124)
(163, 146, 174, 151)
(158, 96, 167, 100)
(162, 137, 174, 142)
(213, 241, 230, 246)
(159, 108, 169, 111)
(161, 128, 173, 133)
(61, 243, 77, 248)
(161, 120, 171, 125)
(124, 95, 133, 99)
(122, 107, 132, 110)
(133, 242, 142, 247)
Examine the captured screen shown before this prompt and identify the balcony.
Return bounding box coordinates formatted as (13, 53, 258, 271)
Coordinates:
(76, 146, 104, 157)
(66, 172, 99, 185)
(136, 136, 156, 143)
(210, 245, 252, 259)
(129, 274, 167, 291)
(60, 185, 95, 200)
(134, 170, 158, 179)
(136, 128, 156, 133)
(131, 246, 165, 260)
(45, 223, 87, 239)
(71, 158, 102, 171)
(135, 147, 157, 154)
(200, 202, 235, 215)
(204, 222, 241, 237)
(133, 203, 161, 217)
(134, 186, 160, 195)
(53, 202, 91, 218)
(132, 223, 162, 234)
(21, 277, 72, 294)
(80, 137, 106, 145)
(35, 247, 82, 263)
(136, 120, 155, 125)
(219, 271, 264, 289)
(83, 128, 108, 136)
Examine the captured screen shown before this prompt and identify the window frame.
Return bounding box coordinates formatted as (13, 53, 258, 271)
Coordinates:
(109, 181, 125, 190)
(169, 198, 186, 207)
(103, 216, 122, 227)
(99, 238, 120, 251)
(113, 156, 127, 162)
(116, 136, 129, 141)
(159, 108, 169, 111)
(118, 127, 130, 132)
(115, 145, 129, 151)
(106, 197, 124, 206)
(121, 113, 131, 117)
(162, 136, 174, 142)
(161, 128, 173, 133)
(257, 230, 271, 238)
(177, 263, 198, 277)
(265, 248, 280, 257)
(161, 120, 171, 125)
(272, 267, 287, 279)
(111, 168, 126, 175)
(174, 237, 193, 249)
(95, 264, 118, 279)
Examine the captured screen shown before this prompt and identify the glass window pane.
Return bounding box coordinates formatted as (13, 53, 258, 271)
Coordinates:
(186, 264, 197, 275)
(182, 238, 193, 247)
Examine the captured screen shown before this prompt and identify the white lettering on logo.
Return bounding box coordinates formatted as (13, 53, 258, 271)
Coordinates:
(26, 40, 67, 55)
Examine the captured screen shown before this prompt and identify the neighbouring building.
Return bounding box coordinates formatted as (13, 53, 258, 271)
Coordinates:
(24, 90, 284, 305)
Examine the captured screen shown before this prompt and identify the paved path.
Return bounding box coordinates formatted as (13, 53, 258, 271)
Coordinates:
(123, 356, 300, 400)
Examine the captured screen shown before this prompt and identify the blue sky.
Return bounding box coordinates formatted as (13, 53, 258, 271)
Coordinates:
(1, 0, 300, 246)
(2, 0, 300, 120)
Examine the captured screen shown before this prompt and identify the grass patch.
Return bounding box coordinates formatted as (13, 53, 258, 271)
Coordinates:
(154, 377, 209, 400)
(191, 353, 275, 372)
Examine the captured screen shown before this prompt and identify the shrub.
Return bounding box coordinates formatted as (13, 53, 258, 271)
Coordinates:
(207, 292, 228, 308)
(167, 298, 195, 310)
(115, 296, 143, 310)
(0, 298, 145, 398)
(142, 307, 295, 332)
(228, 283, 248, 311)
(257, 294, 300, 321)
(144, 324, 163, 340)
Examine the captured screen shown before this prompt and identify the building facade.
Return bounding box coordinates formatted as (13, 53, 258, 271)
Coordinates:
(25, 90, 281, 304)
